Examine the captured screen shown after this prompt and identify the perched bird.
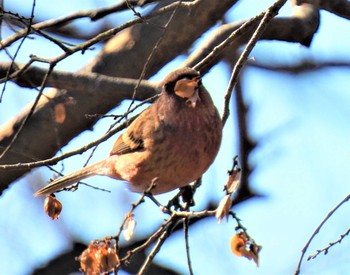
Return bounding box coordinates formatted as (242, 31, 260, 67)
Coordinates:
(35, 67, 222, 196)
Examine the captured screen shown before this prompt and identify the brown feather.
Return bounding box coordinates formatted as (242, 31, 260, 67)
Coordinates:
(110, 131, 144, 155)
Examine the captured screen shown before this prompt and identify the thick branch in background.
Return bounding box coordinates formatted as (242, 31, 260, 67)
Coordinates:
(0, 0, 236, 193)
(0, 62, 159, 95)
(185, 0, 320, 71)
(233, 78, 256, 204)
(320, 0, 350, 20)
(1, 0, 163, 42)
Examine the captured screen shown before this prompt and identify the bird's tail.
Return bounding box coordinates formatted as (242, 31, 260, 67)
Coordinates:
(34, 160, 109, 197)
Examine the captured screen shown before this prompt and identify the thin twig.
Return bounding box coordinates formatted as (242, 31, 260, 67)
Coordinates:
(120, 215, 174, 263)
(250, 59, 350, 74)
(0, 0, 37, 101)
(294, 194, 350, 275)
(0, 93, 161, 170)
(192, 14, 264, 73)
(126, 0, 182, 116)
(307, 227, 350, 261)
(221, 0, 288, 126)
(184, 217, 194, 275)
(75, 182, 111, 193)
(125, 0, 144, 19)
(138, 218, 179, 275)
(229, 211, 251, 242)
(0, 0, 158, 49)
(1, 1, 195, 66)
(0, 114, 136, 170)
(75, 93, 158, 180)
(115, 179, 158, 243)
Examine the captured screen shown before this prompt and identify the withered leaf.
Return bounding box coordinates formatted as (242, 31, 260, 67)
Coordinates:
(216, 195, 232, 224)
(225, 168, 241, 194)
(230, 232, 262, 267)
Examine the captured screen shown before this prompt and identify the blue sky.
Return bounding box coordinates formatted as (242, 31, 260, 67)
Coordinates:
(1, 1, 350, 274)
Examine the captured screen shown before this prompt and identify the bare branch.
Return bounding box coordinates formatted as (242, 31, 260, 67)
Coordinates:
(183, 217, 194, 275)
(307, 227, 350, 261)
(294, 194, 350, 275)
(137, 226, 174, 275)
(192, 13, 265, 72)
(125, 0, 183, 113)
(249, 60, 350, 73)
(0, 114, 135, 170)
(221, 0, 288, 126)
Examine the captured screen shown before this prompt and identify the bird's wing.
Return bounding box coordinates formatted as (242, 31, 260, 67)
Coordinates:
(110, 109, 152, 156)
(110, 131, 144, 155)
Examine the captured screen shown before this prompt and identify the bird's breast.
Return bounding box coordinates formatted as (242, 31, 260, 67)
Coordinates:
(114, 104, 222, 194)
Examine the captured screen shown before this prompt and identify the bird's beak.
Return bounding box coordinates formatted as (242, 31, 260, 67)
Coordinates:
(174, 77, 200, 108)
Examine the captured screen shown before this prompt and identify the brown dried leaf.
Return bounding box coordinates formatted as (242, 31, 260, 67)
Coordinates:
(249, 242, 262, 267)
(44, 194, 62, 220)
(215, 195, 232, 224)
(97, 245, 120, 273)
(225, 168, 241, 194)
(230, 232, 262, 267)
(79, 244, 99, 275)
(79, 240, 119, 274)
(230, 232, 248, 257)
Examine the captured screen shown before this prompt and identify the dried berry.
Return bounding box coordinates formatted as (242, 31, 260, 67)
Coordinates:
(44, 194, 62, 220)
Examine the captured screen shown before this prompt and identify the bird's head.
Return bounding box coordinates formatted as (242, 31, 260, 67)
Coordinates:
(163, 67, 201, 108)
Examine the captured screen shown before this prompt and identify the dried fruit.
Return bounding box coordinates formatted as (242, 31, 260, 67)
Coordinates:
(44, 194, 62, 220)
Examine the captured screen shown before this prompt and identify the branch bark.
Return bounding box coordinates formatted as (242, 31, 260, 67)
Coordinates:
(0, 62, 159, 95)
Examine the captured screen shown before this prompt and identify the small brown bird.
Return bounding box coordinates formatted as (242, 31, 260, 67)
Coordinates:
(35, 67, 222, 196)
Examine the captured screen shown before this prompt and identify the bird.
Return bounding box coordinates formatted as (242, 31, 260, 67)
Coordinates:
(35, 67, 222, 197)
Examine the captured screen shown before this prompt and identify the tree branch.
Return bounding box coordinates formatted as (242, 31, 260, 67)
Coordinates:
(320, 0, 350, 20)
(185, 0, 320, 72)
(0, 62, 159, 96)
(0, 0, 236, 194)
(0, 0, 162, 49)
(295, 194, 350, 274)
(249, 60, 350, 73)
